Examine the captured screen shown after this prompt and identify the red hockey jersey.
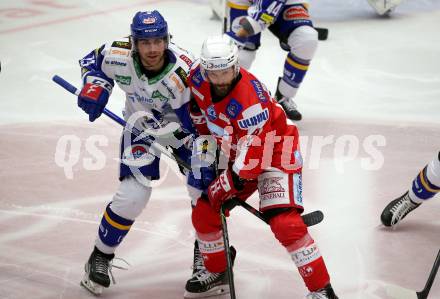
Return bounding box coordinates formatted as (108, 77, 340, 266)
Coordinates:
(188, 64, 302, 180)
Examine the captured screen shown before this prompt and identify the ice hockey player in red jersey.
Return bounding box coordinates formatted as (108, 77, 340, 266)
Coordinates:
(183, 35, 338, 299)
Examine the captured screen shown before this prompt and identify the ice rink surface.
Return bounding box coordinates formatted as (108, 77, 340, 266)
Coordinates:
(0, 0, 439, 298)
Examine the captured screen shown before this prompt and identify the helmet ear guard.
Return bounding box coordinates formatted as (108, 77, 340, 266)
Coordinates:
(199, 35, 240, 79)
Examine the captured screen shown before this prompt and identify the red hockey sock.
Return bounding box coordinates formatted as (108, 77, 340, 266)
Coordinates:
(286, 233, 330, 291)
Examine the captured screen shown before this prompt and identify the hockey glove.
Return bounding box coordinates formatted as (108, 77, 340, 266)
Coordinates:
(207, 168, 243, 212)
(223, 32, 247, 49)
(78, 80, 111, 122)
(188, 166, 216, 191)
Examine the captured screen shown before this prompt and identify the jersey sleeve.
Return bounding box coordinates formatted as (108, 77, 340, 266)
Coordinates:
(187, 62, 211, 136)
(230, 79, 276, 180)
(245, 0, 286, 35)
(168, 45, 197, 134)
(78, 43, 115, 89)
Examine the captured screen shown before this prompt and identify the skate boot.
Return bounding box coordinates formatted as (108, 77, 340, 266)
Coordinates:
(275, 84, 302, 121)
(191, 240, 205, 275)
(184, 246, 236, 298)
(306, 284, 339, 299)
(80, 246, 114, 295)
(381, 191, 421, 227)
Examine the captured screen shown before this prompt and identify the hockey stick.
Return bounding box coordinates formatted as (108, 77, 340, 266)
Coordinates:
(220, 204, 236, 299)
(52, 75, 191, 170)
(315, 27, 329, 41)
(386, 249, 440, 299)
(53, 74, 324, 228)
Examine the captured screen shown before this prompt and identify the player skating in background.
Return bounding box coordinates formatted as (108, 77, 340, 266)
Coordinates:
(211, 0, 405, 19)
(367, 0, 404, 15)
(76, 10, 201, 295)
(184, 35, 338, 299)
(381, 151, 440, 227)
(223, 0, 319, 121)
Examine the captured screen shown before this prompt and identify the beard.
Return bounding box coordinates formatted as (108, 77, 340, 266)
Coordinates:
(212, 83, 232, 98)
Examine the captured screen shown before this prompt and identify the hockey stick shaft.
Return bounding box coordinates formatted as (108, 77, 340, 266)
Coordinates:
(417, 249, 440, 299)
(220, 207, 236, 299)
(53, 75, 324, 228)
(52, 75, 191, 170)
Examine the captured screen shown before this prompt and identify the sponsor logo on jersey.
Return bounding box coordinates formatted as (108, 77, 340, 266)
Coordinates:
(175, 67, 188, 87)
(106, 60, 127, 67)
(115, 74, 131, 85)
(191, 87, 204, 100)
(111, 49, 130, 57)
(179, 54, 192, 67)
(293, 173, 303, 206)
(152, 90, 168, 102)
(207, 105, 217, 121)
(260, 12, 274, 24)
(250, 80, 267, 103)
(170, 74, 184, 92)
(111, 41, 131, 49)
(283, 6, 310, 21)
(225, 98, 242, 119)
(238, 108, 269, 129)
(191, 68, 204, 87)
(161, 80, 176, 99)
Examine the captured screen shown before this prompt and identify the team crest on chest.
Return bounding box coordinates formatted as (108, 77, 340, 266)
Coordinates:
(225, 98, 242, 119)
(207, 105, 217, 121)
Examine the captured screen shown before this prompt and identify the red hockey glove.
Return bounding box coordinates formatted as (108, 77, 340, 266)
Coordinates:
(207, 168, 241, 212)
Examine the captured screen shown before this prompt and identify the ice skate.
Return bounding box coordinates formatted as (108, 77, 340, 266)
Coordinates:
(184, 246, 236, 298)
(80, 247, 114, 295)
(306, 284, 339, 299)
(381, 191, 421, 227)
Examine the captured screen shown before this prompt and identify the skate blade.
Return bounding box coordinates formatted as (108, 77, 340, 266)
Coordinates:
(80, 273, 104, 296)
(183, 284, 230, 298)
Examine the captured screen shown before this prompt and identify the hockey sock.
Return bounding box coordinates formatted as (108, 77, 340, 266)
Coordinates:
(98, 203, 134, 249)
(287, 233, 330, 291)
(279, 52, 310, 98)
(409, 153, 440, 202)
(196, 230, 226, 273)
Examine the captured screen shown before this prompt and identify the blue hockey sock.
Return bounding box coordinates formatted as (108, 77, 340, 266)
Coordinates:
(98, 203, 134, 247)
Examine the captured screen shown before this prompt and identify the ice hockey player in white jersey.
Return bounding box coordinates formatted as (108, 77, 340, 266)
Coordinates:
(224, 0, 319, 121)
(381, 151, 440, 227)
(77, 10, 205, 295)
(367, 0, 404, 15)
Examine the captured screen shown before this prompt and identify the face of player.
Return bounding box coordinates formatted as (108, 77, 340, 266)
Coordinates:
(136, 37, 167, 72)
(206, 67, 236, 98)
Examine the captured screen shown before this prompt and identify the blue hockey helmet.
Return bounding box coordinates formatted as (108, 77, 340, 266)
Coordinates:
(130, 10, 169, 41)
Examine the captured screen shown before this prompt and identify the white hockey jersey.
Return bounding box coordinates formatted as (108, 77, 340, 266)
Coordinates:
(228, 0, 308, 7)
(79, 39, 195, 131)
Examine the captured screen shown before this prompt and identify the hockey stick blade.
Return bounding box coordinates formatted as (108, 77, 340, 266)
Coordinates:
(417, 249, 440, 299)
(301, 210, 324, 227)
(386, 249, 440, 299)
(225, 199, 324, 227)
(315, 27, 329, 41)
